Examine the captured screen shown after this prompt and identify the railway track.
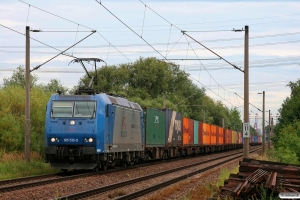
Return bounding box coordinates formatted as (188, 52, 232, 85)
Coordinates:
(57, 147, 261, 200)
(0, 170, 92, 189)
(0, 147, 245, 194)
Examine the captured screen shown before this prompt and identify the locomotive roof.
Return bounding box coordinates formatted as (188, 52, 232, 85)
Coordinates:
(106, 94, 142, 111)
(50, 93, 142, 111)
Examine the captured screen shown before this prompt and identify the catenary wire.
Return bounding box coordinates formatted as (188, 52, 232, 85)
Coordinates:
(30, 31, 96, 72)
(2, 30, 300, 48)
(0, 23, 78, 59)
(19, 0, 132, 63)
(95, 0, 167, 59)
(19, 0, 93, 30)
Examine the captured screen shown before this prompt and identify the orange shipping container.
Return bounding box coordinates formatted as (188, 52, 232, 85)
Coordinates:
(223, 129, 227, 144)
(183, 118, 194, 145)
(232, 130, 237, 144)
(217, 127, 224, 145)
(205, 123, 211, 145)
(228, 129, 232, 144)
(238, 132, 242, 144)
(224, 129, 232, 144)
(198, 122, 203, 144)
(211, 125, 217, 145)
(199, 122, 210, 145)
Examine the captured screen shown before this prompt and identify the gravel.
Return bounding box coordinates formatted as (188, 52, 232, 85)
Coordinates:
(1, 148, 258, 200)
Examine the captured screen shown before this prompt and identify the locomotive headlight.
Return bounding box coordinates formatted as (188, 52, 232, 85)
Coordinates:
(70, 120, 75, 125)
(50, 137, 60, 142)
(84, 138, 94, 143)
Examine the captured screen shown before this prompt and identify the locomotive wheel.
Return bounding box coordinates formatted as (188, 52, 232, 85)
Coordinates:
(94, 166, 99, 172)
(102, 162, 107, 171)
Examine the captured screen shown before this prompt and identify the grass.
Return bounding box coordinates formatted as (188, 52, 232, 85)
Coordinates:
(146, 161, 240, 200)
(147, 150, 263, 200)
(107, 189, 127, 199)
(195, 165, 239, 200)
(0, 150, 59, 180)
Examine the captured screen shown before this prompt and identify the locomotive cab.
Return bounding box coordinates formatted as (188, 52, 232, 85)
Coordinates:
(44, 93, 145, 171)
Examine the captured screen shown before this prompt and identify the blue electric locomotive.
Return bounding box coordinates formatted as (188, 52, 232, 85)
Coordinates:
(44, 93, 145, 171)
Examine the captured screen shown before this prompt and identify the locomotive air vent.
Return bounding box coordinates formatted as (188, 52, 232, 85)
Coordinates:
(133, 103, 140, 110)
(108, 96, 118, 104)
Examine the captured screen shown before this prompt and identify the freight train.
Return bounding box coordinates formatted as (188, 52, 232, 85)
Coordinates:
(44, 92, 261, 171)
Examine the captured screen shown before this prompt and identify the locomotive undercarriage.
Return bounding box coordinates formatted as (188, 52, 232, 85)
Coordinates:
(45, 146, 145, 171)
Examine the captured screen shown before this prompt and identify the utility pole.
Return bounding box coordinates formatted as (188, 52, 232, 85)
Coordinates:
(271, 117, 273, 147)
(268, 110, 271, 149)
(243, 25, 249, 158)
(262, 91, 265, 155)
(203, 110, 206, 123)
(222, 118, 225, 128)
(163, 92, 166, 108)
(25, 26, 30, 162)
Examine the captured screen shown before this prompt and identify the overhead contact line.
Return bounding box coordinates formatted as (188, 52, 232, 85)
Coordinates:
(0, 23, 80, 60)
(30, 31, 96, 72)
(95, 0, 167, 60)
(20, 0, 132, 63)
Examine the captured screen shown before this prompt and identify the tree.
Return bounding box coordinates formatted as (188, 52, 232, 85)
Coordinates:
(274, 121, 300, 164)
(0, 68, 67, 153)
(2, 66, 38, 88)
(77, 57, 244, 131)
(274, 79, 300, 138)
(38, 79, 69, 94)
(0, 86, 50, 152)
(273, 79, 300, 164)
(276, 80, 300, 131)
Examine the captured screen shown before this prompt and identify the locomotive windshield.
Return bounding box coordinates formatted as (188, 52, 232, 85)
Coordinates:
(74, 101, 96, 118)
(51, 100, 96, 118)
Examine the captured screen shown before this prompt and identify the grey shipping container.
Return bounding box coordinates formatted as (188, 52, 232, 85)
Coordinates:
(163, 108, 182, 146)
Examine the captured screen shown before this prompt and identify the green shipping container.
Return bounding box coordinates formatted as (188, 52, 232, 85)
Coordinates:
(143, 108, 165, 147)
(194, 120, 198, 145)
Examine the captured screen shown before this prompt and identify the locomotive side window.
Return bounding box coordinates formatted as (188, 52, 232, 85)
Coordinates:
(51, 101, 73, 118)
(74, 101, 96, 118)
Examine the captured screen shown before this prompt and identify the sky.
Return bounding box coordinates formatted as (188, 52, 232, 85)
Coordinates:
(1, 0, 300, 131)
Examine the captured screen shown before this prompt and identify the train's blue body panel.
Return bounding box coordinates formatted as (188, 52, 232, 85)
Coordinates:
(45, 94, 108, 153)
(44, 93, 144, 170)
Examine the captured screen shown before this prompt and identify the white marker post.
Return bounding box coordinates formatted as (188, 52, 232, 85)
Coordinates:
(243, 123, 250, 138)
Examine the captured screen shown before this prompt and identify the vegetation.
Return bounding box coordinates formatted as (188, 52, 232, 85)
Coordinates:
(79, 57, 243, 129)
(0, 58, 246, 178)
(0, 151, 58, 180)
(145, 163, 239, 200)
(0, 66, 67, 179)
(273, 79, 300, 164)
(0, 66, 66, 153)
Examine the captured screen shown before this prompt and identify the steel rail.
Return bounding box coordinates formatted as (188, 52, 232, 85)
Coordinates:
(115, 147, 261, 200)
(0, 173, 59, 187)
(0, 147, 257, 194)
(57, 147, 260, 200)
(0, 148, 234, 192)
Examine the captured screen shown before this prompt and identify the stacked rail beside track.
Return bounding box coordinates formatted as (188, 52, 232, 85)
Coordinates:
(207, 158, 300, 200)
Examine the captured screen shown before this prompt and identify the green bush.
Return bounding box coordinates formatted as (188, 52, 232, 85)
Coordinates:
(0, 86, 51, 152)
